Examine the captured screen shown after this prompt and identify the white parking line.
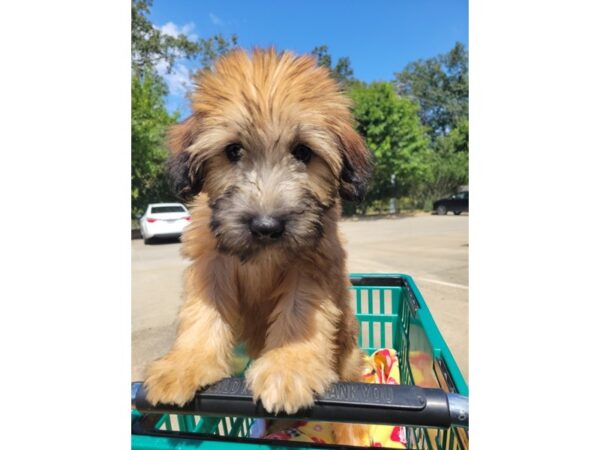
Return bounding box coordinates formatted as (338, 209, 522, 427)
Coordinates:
(349, 258, 469, 290)
(348, 258, 398, 272)
(416, 278, 469, 290)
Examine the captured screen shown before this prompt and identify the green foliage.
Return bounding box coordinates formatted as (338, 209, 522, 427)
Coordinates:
(318, 42, 468, 214)
(395, 42, 468, 138)
(427, 118, 469, 199)
(311, 45, 332, 69)
(198, 34, 239, 69)
(392, 42, 469, 209)
(348, 82, 431, 208)
(311, 45, 354, 86)
(132, 0, 200, 76)
(131, 73, 177, 217)
(132, 0, 238, 75)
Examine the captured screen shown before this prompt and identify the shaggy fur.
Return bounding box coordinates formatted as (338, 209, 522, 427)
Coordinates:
(144, 48, 372, 445)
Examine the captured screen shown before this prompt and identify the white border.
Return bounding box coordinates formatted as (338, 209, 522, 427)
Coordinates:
(471, 1, 600, 448)
(1, 1, 130, 448)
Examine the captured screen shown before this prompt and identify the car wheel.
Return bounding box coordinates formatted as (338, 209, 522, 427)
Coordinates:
(436, 205, 447, 215)
(453, 211, 462, 215)
(143, 237, 152, 245)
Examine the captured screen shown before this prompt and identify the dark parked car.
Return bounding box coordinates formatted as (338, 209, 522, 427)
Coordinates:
(433, 191, 469, 215)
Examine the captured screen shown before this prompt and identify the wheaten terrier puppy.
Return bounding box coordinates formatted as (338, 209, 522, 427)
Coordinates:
(144, 48, 372, 444)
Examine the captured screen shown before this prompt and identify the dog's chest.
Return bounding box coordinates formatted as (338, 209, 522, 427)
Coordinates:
(233, 258, 286, 353)
(236, 257, 285, 305)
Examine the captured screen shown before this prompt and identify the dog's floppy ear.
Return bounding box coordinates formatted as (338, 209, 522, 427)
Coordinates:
(166, 115, 203, 202)
(336, 122, 373, 202)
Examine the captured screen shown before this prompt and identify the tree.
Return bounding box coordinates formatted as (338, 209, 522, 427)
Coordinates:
(131, 0, 238, 76)
(131, 72, 177, 217)
(348, 82, 431, 210)
(395, 42, 468, 138)
(427, 118, 469, 199)
(131, 0, 237, 217)
(311, 45, 332, 70)
(311, 45, 355, 87)
(198, 34, 239, 69)
(394, 43, 469, 205)
(132, 0, 200, 77)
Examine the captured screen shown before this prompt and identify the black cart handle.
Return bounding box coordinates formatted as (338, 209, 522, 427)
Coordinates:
(131, 378, 468, 428)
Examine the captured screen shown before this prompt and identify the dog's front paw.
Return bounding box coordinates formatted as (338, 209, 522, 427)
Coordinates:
(144, 354, 229, 406)
(245, 352, 337, 414)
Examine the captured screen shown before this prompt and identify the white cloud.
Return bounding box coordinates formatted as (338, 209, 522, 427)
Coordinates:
(158, 21, 179, 37)
(156, 21, 197, 40)
(181, 23, 195, 35)
(150, 21, 201, 100)
(209, 13, 223, 25)
(155, 60, 194, 97)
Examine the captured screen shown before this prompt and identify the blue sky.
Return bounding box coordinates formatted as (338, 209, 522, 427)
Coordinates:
(148, 0, 468, 115)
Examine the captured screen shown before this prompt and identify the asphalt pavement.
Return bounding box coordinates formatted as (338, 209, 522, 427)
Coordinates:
(132, 213, 468, 383)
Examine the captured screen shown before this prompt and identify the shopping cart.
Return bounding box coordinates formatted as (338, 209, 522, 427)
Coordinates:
(131, 273, 469, 449)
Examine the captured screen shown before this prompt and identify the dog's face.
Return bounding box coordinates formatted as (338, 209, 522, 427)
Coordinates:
(168, 49, 371, 261)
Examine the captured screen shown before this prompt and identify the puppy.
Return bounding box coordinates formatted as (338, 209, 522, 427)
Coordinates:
(144, 48, 372, 445)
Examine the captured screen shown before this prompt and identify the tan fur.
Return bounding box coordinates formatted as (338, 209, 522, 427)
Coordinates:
(145, 48, 372, 445)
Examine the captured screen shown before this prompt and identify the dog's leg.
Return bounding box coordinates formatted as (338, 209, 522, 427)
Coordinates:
(245, 273, 340, 414)
(144, 263, 237, 406)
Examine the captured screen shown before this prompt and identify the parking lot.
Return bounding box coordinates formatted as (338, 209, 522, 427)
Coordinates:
(132, 213, 468, 382)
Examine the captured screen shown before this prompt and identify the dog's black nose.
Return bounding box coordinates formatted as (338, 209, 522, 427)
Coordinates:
(250, 215, 285, 239)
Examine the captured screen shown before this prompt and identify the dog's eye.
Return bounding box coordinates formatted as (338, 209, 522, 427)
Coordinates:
(291, 144, 312, 164)
(225, 143, 242, 162)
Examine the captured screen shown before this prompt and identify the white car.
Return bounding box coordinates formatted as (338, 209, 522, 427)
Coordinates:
(139, 203, 191, 244)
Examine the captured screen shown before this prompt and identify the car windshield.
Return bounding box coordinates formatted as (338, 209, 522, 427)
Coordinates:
(151, 206, 185, 214)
